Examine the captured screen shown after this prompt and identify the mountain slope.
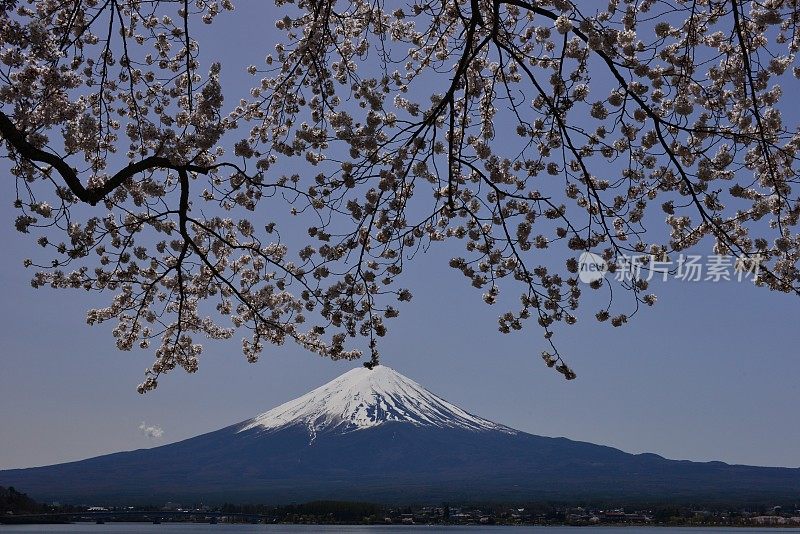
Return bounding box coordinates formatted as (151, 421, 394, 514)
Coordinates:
(239, 366, 514, 436)
(1, 366, 798, 505)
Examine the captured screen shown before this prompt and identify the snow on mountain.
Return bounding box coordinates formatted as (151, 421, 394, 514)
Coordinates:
(239, 365, 516, 437)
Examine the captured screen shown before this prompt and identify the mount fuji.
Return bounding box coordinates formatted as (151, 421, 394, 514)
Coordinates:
(2, 366, 798, 505)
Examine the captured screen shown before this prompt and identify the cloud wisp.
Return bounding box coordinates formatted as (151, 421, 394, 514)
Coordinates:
(138, 421, 164, 439)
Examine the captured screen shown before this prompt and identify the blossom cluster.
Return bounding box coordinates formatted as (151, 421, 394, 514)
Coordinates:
(1, 0, 799, 387)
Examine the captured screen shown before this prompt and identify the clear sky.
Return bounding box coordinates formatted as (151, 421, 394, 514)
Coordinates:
(1, 2, 798, 471)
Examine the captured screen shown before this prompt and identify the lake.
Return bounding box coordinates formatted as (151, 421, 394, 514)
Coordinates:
(1, 525, 799, 533)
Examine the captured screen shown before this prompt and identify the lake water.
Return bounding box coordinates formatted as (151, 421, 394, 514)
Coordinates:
(1, 525, 799, 533)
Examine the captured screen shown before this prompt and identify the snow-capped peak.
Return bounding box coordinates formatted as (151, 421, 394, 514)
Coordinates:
(239, 365, 515, 436)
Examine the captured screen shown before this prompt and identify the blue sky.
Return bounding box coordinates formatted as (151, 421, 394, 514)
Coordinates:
(0, 2, 798, 471)
(1, 210, 798, 470)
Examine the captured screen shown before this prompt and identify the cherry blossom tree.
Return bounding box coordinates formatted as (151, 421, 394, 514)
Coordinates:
(1, 0, 798, 391)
